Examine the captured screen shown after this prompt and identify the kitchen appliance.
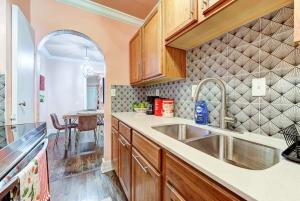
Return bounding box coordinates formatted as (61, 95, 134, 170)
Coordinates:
(154, 98, 163, 116)
(280, 124, 300, 163)
(162, 99, 174, 118)
(0, 123, 47, 200)
(146, 96, 159, 115)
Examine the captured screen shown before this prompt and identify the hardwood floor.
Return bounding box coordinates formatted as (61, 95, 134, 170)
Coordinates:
(47, 131, 127, 201)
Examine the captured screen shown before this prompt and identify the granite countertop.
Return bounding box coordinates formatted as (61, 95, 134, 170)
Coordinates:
(112, 112, 299, 201)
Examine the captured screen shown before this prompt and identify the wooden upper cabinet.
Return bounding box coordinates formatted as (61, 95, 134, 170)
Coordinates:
(163, 0, 198, 41)
(142, 5, 163, 80)
(131, 148, 161, 201)
(201, 0, 234, 17)
(167, 0, 290, 50)
(295, 0, 300, 43)
(129, 2, 186, 85)
(130, 30, 142, 84)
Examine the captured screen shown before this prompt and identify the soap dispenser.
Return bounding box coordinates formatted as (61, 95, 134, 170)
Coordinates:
(195, 100, 209, 125)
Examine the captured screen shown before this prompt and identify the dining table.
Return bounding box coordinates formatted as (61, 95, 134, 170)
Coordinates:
(62, 109, 104, 150)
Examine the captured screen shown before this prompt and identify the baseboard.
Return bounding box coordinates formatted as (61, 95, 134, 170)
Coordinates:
(101, 158, 114, 173)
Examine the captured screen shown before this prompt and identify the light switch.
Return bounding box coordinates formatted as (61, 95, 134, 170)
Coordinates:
(252, 78, 266, 97)
(155, 89, 160, 96)
(192, 85, 198, 97)
(111, 88, 116, 97)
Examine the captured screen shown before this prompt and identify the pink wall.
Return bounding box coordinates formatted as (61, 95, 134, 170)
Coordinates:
(30, 0, 139, 162)
(0, 0, 138, 160)
(31, 0, 138, 160)
(11, 0, 31, 21)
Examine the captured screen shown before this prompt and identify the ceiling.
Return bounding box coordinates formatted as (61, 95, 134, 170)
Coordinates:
(40, 33, 104, 63)
(91, 0, 158, 19)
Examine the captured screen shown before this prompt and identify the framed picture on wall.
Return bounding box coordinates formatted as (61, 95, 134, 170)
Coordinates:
(40, 75, 45, 91)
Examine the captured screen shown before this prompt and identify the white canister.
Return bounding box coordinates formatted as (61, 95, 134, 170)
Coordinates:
(162, 99, 174, 118)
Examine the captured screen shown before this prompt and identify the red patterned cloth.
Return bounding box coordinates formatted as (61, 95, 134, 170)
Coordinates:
(36, 150, 50, 201)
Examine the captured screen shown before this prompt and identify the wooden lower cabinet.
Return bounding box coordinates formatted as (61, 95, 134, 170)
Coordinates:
(112, 127, 119, 176)
(131, 148, 161, 201)
(112, 116, 245, 201)
(118, 135, 132, 200)
(163, 152, 244, 201)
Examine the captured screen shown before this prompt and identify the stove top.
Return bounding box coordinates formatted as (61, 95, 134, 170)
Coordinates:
(0, 122, 46, 180)
(0, 123, 45, 150)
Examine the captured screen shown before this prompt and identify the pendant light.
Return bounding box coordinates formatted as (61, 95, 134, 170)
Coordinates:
(81, 47, 94, 77)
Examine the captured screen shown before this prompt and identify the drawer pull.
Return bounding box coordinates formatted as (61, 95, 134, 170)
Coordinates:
(133, 154, 149, 174)
(119, 138, 128, 148)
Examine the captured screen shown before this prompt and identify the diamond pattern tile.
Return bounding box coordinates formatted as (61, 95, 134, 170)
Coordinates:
(0, 74, 4, 126)
(112, 5, 300, 137)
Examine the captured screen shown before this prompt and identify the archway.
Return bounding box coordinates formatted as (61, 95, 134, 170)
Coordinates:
(36, 29, 106, 145)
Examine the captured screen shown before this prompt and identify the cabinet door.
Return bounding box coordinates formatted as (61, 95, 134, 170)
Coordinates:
(112, 127, 119, 176)
(165, 183, 186, 201)
(119, 135, 131, 200)
(295, 0, 300, 43)
(163, 0, 198, 40)
(142, 6, 162, 80)
(130, 30, 142, 84)
(132, 148, 161, 201)
(164, 152, 244, 201)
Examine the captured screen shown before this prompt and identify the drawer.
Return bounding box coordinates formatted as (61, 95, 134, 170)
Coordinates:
(119, 121, 132, 142)
(164, 152, 244, 201)
(112, 117, 119, 130)
(132, 130, 162, 171)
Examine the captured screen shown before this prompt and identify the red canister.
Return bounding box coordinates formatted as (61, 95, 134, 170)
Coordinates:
(154, 98, 163, 116)
(162, 99, 174, 118)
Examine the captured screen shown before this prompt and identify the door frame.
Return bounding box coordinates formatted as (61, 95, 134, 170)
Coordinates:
(11, 5, 35, 124)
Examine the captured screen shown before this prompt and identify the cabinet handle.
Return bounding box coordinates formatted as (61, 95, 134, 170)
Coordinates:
(190, 0, 194, 16)
(202, 0, 208, 10)
(167, 183, 186, 201)
(119, 138, 128, 148)
(132, 153, 149, 174)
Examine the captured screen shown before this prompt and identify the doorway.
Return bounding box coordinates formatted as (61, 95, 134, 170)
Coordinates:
(86, 75, 104, 110)
(36, 30, 105, 133)
(11, 5, 35, 124)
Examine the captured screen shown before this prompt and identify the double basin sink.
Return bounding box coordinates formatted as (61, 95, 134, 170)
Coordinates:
(152, 124, 281, 170)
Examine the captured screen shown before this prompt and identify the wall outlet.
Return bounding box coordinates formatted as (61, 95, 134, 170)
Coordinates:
(111, 88, 116, 97)
(252, 78, 266, 97)
(192, 85, 198, 98)
(155, 89, 160, 96)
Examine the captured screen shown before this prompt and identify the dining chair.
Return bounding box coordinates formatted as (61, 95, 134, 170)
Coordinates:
(75, 115, 98, 148)
(50, 113, 77, 148)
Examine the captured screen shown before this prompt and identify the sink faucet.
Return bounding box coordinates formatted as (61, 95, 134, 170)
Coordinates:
(193, 78, 236, 129)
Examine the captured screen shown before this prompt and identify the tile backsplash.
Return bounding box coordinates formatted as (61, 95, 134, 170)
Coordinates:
(0, 74, 5, 126)
(0, 74, 5, 148)
(112, 4, 300, 137)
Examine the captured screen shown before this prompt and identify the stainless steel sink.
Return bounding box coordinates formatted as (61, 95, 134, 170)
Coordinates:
(186, 135, 281, 170)
(152, 124, 212, 142)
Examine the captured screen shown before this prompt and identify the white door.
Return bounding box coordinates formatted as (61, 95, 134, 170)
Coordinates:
(11, 5, 35, 124)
